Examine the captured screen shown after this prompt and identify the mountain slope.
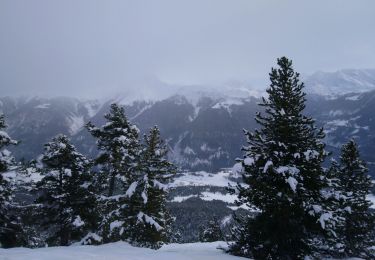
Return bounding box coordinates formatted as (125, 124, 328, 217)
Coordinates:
(0, 96, 101, 159)
(1, 69, 375, 175)
(304, 69, 375, 96)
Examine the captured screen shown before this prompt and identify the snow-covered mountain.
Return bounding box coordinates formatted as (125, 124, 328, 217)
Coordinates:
(304, 69, 375, 97)
(2, 69, 375, 243)
(1, 69, 375, 175)
(0, 84, 263, 170)
(0, 96, 102, 159)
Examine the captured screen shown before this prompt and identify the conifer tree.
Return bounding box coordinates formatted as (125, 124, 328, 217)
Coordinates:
(230, 57, 338, 259)
(86, 103, 140, 197)
(199, 217, 223, 242)
(16, 163, 47, 248)
(339, 140, 375, 258)
(0, 114, 20, 248)
(86, 103, 141, 242)
(36, 135, 97, 246)
(129, 126, 176, 249)
(322, 158, 347, 257)
(316, 158, 348, 258)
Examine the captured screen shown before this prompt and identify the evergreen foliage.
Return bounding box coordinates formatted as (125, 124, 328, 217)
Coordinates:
(86, 103, 141, 242)
(86, 103, 140, 197)
(128, 126, 176, 249)
(322, 158, 347, 258)
(16, 167, 46, 248)
(36, 135, 98, 246)
(339, 140, 375, 258)
(87, 104, 141, 242)
(87, 106, 175, 249)
(0, 114, 22, 248)
(199, 216, 223, 242)
(230, 57, 338, 259)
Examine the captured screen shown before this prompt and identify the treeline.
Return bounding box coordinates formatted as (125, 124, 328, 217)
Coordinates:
(229, 57, 375, 259)
(0, 104, 176, 249)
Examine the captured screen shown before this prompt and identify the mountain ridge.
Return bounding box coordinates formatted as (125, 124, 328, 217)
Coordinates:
(1, 69, 375, 175)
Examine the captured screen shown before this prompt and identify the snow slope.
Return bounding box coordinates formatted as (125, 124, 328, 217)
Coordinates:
(0, 241, 246, 260)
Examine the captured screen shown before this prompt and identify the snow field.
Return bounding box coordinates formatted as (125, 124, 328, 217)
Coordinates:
(0, 241, 246, 260)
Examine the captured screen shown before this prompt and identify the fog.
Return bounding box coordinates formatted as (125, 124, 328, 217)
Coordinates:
(1, 0, 374, 98)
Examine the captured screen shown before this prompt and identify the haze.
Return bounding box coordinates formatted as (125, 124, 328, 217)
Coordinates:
(1, 0, 374, 98)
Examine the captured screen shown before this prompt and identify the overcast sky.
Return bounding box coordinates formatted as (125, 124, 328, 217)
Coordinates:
(1, 0, 375, 97)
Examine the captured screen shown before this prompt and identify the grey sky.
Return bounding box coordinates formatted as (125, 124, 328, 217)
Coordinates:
(1, 0, 375, 97)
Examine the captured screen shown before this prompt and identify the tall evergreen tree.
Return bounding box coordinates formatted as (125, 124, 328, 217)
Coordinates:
(0, 114, 20, 248)
(323, 158, 347, 258)
(86, 103, 140, 197)
(339, 140, 375, 258)
(86, 103, 141, 242)
(129, 126, 176, 249)
(230, 57, 338, 259)
(36, 135, 98, 246)
(16, 163, 47, 248)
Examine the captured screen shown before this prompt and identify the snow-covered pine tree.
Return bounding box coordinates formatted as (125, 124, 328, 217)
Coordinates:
(36, 135, 98, 246)
(129, 126, 176, 249)
(199, 217, 223, 242)
(0, 114, 20, 248)
(229, 57, 338, 259)
(321, 158, 347, 258)
(86, 103, 141, 242)
(16, 162, 47, 248)
(339, 140, 375, 258)
(86, 103, 140, 197)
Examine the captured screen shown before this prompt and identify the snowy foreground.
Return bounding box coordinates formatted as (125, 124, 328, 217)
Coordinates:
(0, 241, 246, 260)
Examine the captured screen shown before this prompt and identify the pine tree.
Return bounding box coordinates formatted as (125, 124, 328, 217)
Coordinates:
(0, 114, 21, 248)
(129, 126, 176, 249)
(16, 163, 47, 248)
(36, 135, 98, 246)
(321, 159, 347, 258)
(86, 103, 141, 242)
(339, 140, 375, 258)
(199, 216, 223, 242)
(230, 57, 338, 259)
(86, 103, 140, 197)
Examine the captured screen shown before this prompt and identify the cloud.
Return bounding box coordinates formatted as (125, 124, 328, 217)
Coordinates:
(0, 0, 374, 97)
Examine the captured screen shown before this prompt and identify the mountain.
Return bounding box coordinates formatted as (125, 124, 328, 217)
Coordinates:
(304, 69, 375, 96)
(306, 92, 375, 174)
(3, 69, 375, 243)
(0, 96, 101, 160)
(1, 69, 375, 175)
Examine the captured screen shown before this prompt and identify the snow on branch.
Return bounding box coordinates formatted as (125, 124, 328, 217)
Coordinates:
(137, 212, 163, 231)
(263, 160, 273, 173)
(125, 181, 138, 198)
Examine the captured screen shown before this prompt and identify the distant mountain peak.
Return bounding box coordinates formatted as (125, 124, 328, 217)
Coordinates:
(304, 69, 375, 97)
